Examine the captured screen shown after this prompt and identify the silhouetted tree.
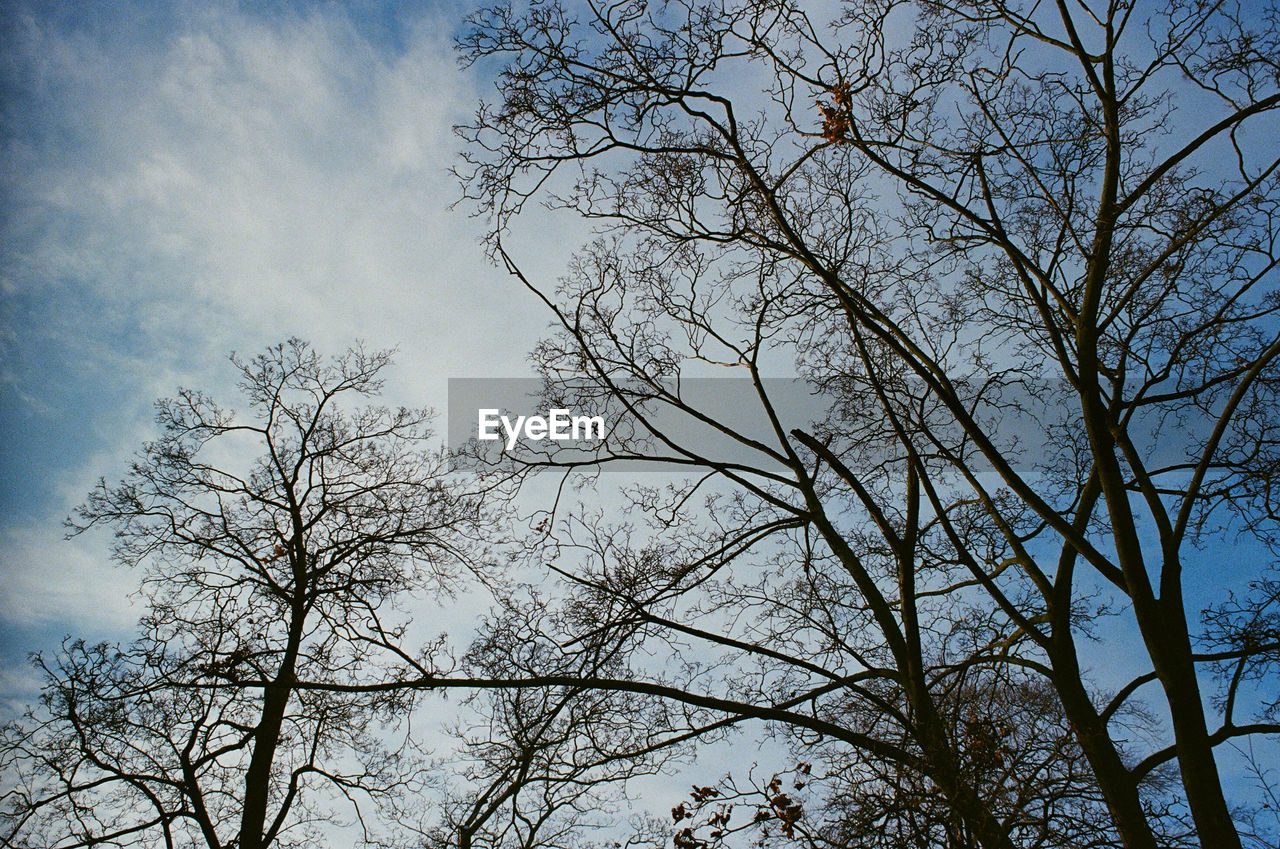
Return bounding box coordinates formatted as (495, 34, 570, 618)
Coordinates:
(428, 597, 678, 849)
(1, 340, 485, 849)
(449, 1, 1280, 847)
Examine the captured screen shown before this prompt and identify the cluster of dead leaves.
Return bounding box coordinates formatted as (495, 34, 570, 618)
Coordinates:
(670, 764, 811, 847)
(819, 82, 854, 143)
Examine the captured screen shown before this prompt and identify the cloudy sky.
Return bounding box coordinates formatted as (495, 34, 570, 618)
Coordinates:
(0, 0, 555, 693)
(3, 4, 1275, 838)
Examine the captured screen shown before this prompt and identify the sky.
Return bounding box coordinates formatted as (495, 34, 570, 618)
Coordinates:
(0, 4, 774, 825)
(1, 1, 1275, 839)
(0, 0, 557, 697)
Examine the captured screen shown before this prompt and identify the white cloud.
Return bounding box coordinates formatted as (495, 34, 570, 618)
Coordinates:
(4, 2, 540, 391)
(1, 2, 549, 643)
(0, 523, 141, 630)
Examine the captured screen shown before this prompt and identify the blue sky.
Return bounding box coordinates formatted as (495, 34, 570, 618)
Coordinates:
(0, 0, 556, 695)
(1, 3, 1274, 835)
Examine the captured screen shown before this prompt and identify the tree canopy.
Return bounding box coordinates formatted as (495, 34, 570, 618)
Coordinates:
(4, 1, 1279, 847)
(2, 341, 486, 849)
(449, 0, 1280, 847)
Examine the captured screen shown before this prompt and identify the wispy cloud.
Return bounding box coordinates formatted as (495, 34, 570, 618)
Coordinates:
(0, 1, 541, 645)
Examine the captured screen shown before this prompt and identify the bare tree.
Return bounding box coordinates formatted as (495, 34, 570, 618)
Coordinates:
(447, 1, 1280, 847)
(1, 340, 485, 849)
(431, 673, 666, 848)
(665, 678, 1143, 849)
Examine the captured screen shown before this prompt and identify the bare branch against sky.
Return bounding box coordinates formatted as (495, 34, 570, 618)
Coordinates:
(1, 1, 1278, 847)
